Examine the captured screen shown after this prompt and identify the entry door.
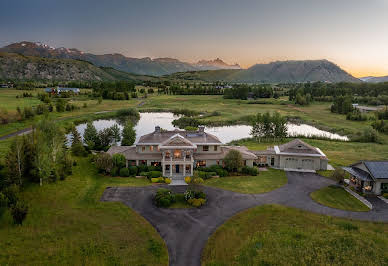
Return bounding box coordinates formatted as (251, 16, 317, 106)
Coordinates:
(176, 165, 180, 173)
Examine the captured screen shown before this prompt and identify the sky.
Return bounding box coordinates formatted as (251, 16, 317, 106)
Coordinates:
(1, 0, 388, 77)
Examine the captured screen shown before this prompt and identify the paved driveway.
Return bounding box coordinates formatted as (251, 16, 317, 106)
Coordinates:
(101, 171, 388, 266)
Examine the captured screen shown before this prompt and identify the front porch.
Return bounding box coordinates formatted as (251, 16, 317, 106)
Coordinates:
(162, 162, 194, 177)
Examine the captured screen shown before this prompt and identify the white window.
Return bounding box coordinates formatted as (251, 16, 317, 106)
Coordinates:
(203, 146, 209, 151)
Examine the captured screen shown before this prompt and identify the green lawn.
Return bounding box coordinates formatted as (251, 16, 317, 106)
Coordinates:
(310, 185, 370, 212)
(0, 157, 168, 265)
(204, 169, 287, 194)
(202, 204, 388, 266)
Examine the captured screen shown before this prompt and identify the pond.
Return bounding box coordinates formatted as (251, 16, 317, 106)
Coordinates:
(69, 112, 349, 144)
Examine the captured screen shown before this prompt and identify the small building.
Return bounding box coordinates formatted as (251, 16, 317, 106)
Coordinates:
(343, 161, 388, 195)
(354, 105, 384, 113)
(252, 139, 328, 171)
(107, 126, 257, 179)
(45, 87, 80, 95)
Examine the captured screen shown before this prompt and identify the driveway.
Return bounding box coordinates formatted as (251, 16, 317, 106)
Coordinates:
(101, 171, 388, 266)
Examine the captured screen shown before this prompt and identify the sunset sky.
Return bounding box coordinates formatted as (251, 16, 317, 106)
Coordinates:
(1, 0, 388, 77)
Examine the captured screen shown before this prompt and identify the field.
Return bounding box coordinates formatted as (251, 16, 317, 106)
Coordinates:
(310, 185, 370, 211)
(204, 169, 287, 194)
(202, 204, 388, 266)
(0, 157, 168, 265)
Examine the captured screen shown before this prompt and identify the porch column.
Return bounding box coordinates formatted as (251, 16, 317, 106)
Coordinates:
(191, 164, 193, 176)
(136, 160, 139, 166)
(126, 160, 128, 168)
(170, 163, 172, 177)
(183, 164, 186, 176)
(162, 163, 165, 176)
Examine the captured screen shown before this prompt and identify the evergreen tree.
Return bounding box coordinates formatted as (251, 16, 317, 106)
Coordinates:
(70, 126, 86, 156)
(121, 122, 136, 146)
(83, 122, 99, 149)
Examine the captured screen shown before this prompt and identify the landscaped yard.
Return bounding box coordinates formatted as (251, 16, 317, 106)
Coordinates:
(202, 204, 388, 266)
(310, 185, 370, 212)
(0, 157, 168, 265)
(204, 168, 287, 194)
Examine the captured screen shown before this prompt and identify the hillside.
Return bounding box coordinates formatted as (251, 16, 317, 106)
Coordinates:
(168, 60, 360, 83)
(0, 52, 117, 81)
(0, 42, 240, 76)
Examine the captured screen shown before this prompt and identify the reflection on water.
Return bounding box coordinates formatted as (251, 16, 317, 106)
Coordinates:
(70, 112, 349, 144)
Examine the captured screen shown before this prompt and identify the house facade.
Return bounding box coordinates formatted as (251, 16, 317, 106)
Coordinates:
(343, 161, 388, 195)
(253, 139, 329, 171)
(107, 126, 257, 178)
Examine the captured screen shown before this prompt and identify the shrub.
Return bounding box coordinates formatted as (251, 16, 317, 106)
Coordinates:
(165, 178, 171, 184)
(139, 171, 148, 177)
(0, 192, 8, 218)
(11, 200, 28, 225)
(382, 193, 388, 199)
(2, 184, 19, 207)
(224, 150, 243, 171)
(111, 167, 119, 176)
(191, 177, 204, 184)
(241, 166, 258, 176)
(153, 189, 175, 207)
(197, 171, 217, 179)
(184, 176, 191, 183)
(138, 164, 148, 173)
(195, 191, 206, 199)
(119, 168, 130, 177)
(95, 153, 113, 174)
(151, 178, 160, 183)
(129, 166, 138, 176)
(184, 189, 195, 200)
(112, 154, 126, 169)
(187, 198, 206, 207)
(148, 171, 162, 179)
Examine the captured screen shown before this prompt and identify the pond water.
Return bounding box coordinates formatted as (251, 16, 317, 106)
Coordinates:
(69, 112, 348, 144)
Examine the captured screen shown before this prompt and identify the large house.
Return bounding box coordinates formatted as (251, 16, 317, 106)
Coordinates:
(253, 139, 329, 171)
(45, 87, 80, 95)
(343, 161, 388, 195)
(107, 126, 257, 177)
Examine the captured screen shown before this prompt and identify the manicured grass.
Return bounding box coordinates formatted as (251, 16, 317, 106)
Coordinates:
(204, 169, 287, 194)
(169, 201, 192, 209)
(0, 157, 168, 265)
(202, 204, 388, 266)
(310, 185, 370, 212)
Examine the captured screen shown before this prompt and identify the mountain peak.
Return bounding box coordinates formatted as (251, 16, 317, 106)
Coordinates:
(195, 58, 241, 70)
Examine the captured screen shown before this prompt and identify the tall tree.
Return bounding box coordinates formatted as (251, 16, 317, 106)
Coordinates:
(83, 122, 99, 150)
(121, 122, 136, 146)
(70, 126, 85, 156)
(111, 124, 121, 145)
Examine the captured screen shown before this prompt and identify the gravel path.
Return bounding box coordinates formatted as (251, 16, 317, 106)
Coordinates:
(101, 171, 388, 266)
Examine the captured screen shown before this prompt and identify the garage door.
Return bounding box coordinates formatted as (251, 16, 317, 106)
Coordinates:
(302, 159, 314, 170)
(285, 158, 298, 169)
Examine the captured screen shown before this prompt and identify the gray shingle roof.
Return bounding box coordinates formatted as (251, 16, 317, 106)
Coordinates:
(138, 129, 222, 144)
(342, 166, 373, 181)
(364, 161, 388, 179)
(278, 139, 320, 155)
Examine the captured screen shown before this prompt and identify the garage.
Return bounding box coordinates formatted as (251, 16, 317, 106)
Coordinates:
(285, 158, 298, 169)
(302, 159, 314, 170)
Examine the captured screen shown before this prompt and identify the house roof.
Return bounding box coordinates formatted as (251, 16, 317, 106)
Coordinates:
(277, 139, 321, 155)
(159, 134, 197, 148)
(363, 161, 388, 179)
(194, 146, 257, 160)
(342, 166, 373, 181)
(137, 129, 222, 145)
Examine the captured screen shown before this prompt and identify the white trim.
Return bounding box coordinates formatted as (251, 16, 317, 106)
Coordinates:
(316, 147, 327, 157)
(274, 146, 280, 154)
(277, 152, 323, 157)
(159, 146, 197, 149)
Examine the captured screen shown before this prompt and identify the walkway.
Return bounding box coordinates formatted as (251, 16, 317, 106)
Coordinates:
(101, 171, 388, 266)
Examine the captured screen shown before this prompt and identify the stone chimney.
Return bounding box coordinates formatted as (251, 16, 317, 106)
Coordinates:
(198, 126, 205, 134)
(155, 126, 161, 133)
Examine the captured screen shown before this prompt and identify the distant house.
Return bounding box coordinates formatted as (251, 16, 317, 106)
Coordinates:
(0, 82, 14, 88)
(343, 161, 388, 195)
(252, 139, 329, 171)
(45, 87, 80, 95)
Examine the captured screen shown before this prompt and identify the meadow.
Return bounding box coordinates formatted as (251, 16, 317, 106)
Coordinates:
(202, 204, 388, 266)
(0, 157, 168, 265)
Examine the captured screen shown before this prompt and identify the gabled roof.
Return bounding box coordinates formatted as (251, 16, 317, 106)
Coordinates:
(344, 161, 388, 181)
(137, 129, 222, 145)
(159, 134, 197, 148)
(277, 139, 321, 155)
(363, 161, 388, 179)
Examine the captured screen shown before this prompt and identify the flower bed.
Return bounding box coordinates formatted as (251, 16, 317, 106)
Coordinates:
(153, 188, 207, 208)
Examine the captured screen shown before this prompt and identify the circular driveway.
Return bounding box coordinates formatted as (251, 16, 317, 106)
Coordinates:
(101, 171, 388, 266)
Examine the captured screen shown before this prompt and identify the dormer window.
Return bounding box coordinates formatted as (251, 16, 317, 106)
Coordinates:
(214, 145, 218, 151)
(297, 145, 302, 149)
(150, 146, 154, 151)
(203, 145, 209, 151)
(142, 146, 145, 152)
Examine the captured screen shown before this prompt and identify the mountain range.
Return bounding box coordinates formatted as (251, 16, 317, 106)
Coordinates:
(0, 41, 362, 83)
(359, 76, 388, 83)
(168, 60, 360, 83)
(0, 42, 240, 76)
